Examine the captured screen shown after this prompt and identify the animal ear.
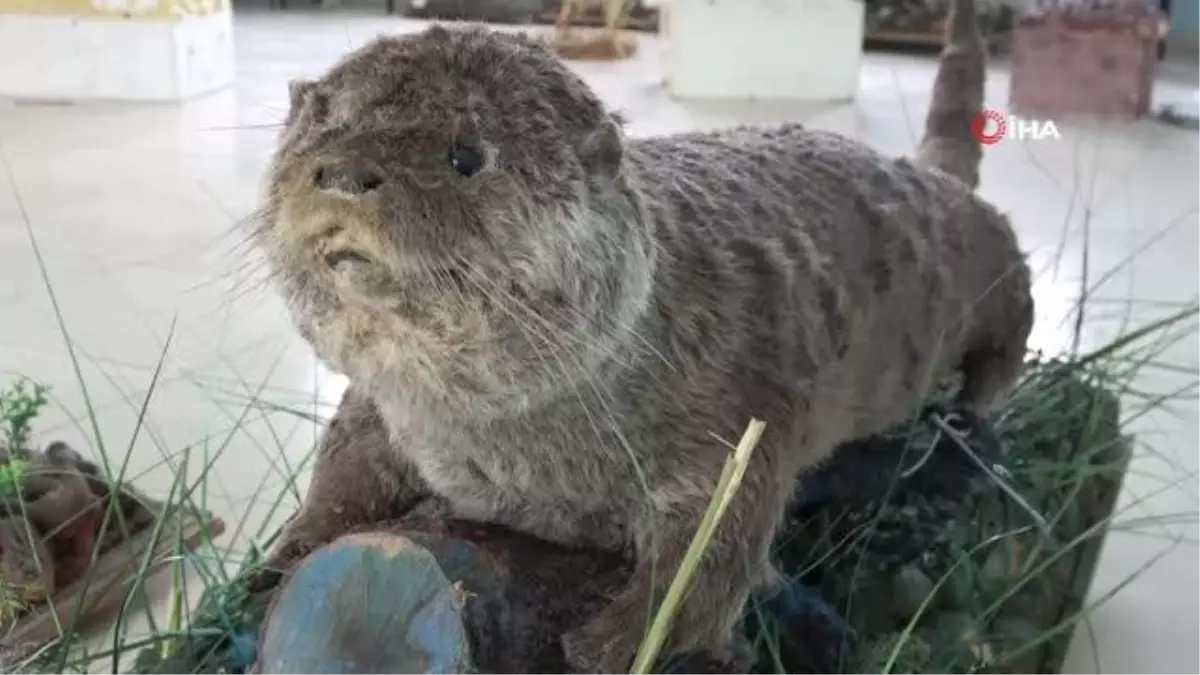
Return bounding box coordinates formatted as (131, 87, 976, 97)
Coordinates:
(426, 24, 453, 41)
(518, 31, 557, 55)
(287, 79, 316, 109)
(579, 115, 624, 184)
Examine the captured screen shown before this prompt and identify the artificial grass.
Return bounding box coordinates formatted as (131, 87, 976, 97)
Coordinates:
(763, 357, 1133, 673)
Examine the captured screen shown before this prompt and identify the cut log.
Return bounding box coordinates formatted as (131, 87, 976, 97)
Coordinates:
(258, 533, 474, 674)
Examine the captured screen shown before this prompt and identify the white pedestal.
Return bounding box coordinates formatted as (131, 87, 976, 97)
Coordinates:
(663, 0, 865, 102)
(0, 2, 234, 102)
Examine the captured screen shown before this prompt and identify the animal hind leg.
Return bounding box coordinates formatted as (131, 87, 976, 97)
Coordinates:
(957, 290, 1034, 416)
(561, 451, 791, 673)
(956, 339, 1026, 416)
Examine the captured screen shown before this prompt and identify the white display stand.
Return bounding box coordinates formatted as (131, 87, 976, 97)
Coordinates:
(0, 1, 234, 102)
(663, 0, 865, 102)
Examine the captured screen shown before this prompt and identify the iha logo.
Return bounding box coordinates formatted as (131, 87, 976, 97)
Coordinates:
(970, 108, 1061, 144)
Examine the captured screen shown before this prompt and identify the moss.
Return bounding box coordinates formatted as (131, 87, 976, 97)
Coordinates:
(0, 574, 30, 631)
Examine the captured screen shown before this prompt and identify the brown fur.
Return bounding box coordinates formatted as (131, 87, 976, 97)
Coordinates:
(249, 2, 1033, 670)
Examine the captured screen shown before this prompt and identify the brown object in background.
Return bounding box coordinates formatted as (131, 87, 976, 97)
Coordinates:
(0, 516, 54, 605)
(549, 28, 639, 60)
(1010, 5, 1163, 119)
(0, 440, 222, 650)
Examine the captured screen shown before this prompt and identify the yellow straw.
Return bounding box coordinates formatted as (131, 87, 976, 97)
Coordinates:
(630, 418, 767, 674)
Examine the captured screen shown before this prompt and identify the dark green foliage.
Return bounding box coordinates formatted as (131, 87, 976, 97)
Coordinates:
(770, 359, 1131, 673)
(130, 560, 273, 675)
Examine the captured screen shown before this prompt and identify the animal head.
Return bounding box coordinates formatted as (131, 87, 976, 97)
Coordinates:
(254, 26, 654, 416)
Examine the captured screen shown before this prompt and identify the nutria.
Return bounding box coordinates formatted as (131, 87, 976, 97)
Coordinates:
(249, 0, 1033, 669)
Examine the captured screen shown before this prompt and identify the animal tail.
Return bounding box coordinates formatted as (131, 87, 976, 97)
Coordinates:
(914, 0, 986, 189)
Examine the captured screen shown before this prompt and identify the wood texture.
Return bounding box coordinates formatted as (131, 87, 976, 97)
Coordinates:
(258, 532, 473, 674)
(1, 501, 224, 651)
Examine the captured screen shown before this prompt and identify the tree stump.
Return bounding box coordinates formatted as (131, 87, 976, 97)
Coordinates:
(258, 533, 474, 673)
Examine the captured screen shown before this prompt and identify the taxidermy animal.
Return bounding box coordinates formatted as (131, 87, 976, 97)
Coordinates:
(249, 0, 1033, 669)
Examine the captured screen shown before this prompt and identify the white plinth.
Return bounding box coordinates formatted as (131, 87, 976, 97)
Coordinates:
(0, 9, 234, 102)
(663, 0, 865, 102)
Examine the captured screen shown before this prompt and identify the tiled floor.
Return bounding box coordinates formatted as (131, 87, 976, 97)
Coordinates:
(0, 5, 1196, 672)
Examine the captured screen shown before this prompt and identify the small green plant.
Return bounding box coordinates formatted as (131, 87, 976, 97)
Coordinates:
(0, 380, 50, 453)
(0, 458, 30, 498)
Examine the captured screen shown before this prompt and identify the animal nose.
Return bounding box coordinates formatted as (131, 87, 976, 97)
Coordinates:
(313, 161, 384, 195)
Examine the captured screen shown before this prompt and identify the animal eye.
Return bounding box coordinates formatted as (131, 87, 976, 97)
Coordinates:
(449, 144, 484, 177)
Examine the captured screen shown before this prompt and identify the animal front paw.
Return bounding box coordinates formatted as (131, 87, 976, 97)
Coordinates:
(561, 610, 644, 674)
(244, 530, 324, 593)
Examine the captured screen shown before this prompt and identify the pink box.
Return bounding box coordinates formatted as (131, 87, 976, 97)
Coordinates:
(1009, 6, 1163, 120)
